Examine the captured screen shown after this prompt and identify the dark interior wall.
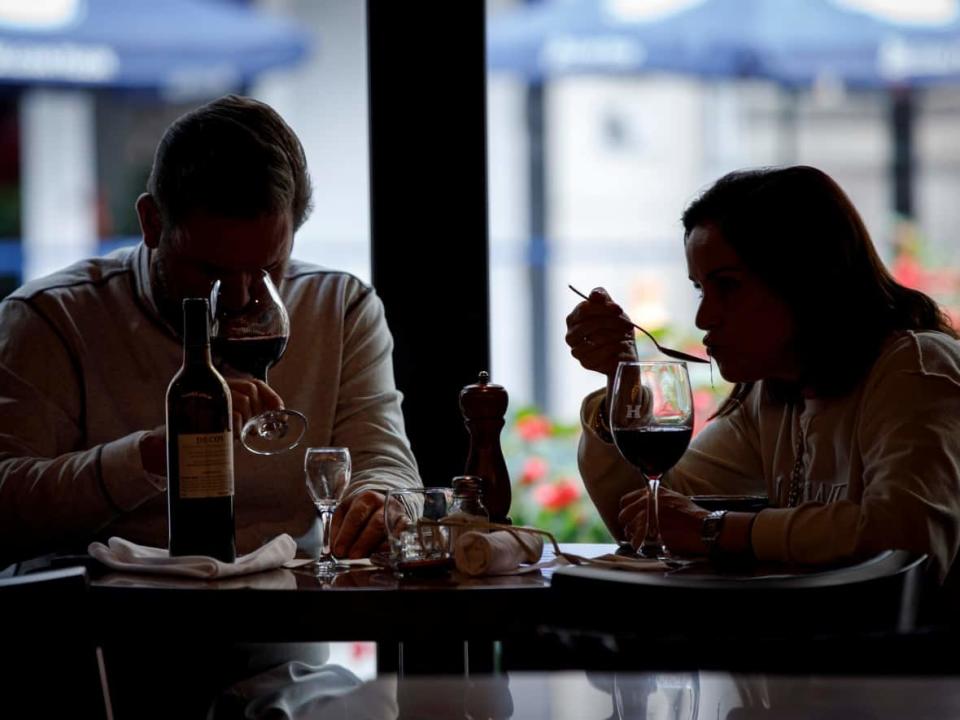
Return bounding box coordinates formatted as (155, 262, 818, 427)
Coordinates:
(367, 0, 490, 486)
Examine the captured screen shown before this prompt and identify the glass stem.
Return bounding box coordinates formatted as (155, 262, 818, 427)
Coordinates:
(641, 475, 663, 555)
(318, 508, 335, 562)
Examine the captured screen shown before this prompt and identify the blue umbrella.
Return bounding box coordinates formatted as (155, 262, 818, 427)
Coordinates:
(488, 0, 960, 87)
(0, 0, 310, 91)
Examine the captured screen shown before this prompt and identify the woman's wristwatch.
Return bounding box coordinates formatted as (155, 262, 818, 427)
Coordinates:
(701, 510, 727, 556)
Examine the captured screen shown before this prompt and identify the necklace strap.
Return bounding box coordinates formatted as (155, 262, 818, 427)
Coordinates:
(786, 429, 805, 507)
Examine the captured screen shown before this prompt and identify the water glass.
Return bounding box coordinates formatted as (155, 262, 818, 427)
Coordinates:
(304, 447, 351, 576)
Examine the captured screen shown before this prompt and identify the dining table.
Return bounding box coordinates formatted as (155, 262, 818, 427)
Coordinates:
(69, 542, 608, 676)
(11, 539, 954, 719)
(37, 539, 933, 674)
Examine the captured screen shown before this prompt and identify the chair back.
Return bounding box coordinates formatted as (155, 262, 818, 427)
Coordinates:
(517, 551, 931, 672)
(551, 550, 928, 635)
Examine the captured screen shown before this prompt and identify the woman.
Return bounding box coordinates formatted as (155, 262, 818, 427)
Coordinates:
(567, 166, 960, 580)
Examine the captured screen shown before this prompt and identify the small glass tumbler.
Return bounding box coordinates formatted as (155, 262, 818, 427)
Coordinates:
(383, 487, 454, 574)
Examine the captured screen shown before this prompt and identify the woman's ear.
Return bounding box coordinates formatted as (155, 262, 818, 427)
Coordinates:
(135, 193, 162, 249)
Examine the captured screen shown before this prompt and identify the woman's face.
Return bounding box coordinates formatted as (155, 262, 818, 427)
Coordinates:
(685, 223, 799, 384)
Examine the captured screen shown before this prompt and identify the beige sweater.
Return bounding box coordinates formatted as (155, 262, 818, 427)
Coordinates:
(0, 243, 420, 562)
(579, 331, 960, 579)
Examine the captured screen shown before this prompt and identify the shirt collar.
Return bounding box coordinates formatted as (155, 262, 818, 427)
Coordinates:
(130, 241, 180, 339)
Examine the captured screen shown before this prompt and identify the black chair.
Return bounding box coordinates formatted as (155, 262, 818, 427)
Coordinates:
(506, 551, 933, 673)
(0, 566, 113, 719)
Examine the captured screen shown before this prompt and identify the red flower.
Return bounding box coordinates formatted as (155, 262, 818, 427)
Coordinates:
(692, 389, 717, 437)
(533, 478, 581, 510)
(891, 254, 925, 291)
(351, 642, 375, 660)
(520, 456, 549, 485)
(516, 414, 552, 441)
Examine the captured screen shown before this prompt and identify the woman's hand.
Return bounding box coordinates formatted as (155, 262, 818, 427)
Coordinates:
(618, 486, 710, 556)
(565, 287, 638, 380)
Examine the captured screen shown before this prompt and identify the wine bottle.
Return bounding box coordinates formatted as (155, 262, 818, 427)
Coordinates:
(166, 298, 236, 561)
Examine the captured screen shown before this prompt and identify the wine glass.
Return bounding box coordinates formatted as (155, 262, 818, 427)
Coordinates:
(210, 270, 307, 455)
(610, 360, 693, 559)
(304, 447, 352, 576)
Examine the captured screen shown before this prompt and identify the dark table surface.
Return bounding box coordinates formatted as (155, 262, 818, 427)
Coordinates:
(81, 543, 611, 643)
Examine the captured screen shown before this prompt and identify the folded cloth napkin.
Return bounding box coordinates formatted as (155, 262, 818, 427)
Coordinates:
(579, 553, 668, 571)
(94, 567, 299, 591)
(88, 534, 297, 579)
(454, 529, 544, 577)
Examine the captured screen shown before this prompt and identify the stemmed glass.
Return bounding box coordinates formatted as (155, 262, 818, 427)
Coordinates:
(304, 447, 352, 576)
(610, 360, 693, 559)
(210, 270, 307, 455)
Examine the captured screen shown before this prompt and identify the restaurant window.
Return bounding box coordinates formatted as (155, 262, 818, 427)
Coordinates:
(3, 0, 375, 671)
(6, 0, 371, 286)
(486, 0, 960, 542)
(0, 91, 20, 298)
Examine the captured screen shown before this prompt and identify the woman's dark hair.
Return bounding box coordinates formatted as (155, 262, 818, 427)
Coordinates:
(683, 165, 957, 417)
(147, 94, 313, 231)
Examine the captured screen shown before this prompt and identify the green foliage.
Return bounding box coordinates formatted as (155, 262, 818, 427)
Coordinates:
(505, 406, 612, 543)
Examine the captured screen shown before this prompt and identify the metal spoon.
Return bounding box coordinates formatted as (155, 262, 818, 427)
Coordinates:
(568, 284, 710, 364)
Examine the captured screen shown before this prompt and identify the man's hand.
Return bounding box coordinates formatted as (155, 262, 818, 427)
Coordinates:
(618, 486, 709, 556)
(139, 426, 166, 476)
(331, 490, 387, 559)
(139, 374, 281, 473)
(223, 376, 284, 436)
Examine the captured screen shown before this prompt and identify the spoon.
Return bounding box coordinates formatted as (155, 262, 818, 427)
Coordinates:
(568, 284, 710, 364)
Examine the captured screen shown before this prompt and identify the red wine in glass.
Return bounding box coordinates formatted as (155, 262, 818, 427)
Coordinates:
(610, 361, 693, 559)
(612, 427, 693, 479)
(211, 336, 288, 382)
(210, 271, 307, 455)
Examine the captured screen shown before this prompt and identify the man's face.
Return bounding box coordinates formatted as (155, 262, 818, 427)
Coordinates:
(150, 210, 294, 333)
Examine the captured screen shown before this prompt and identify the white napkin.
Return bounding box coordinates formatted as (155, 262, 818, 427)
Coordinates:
(88, 533, 297, 579)
(578, 553, 669, 571)
(216, 662, 398, 720)
(93, 567, 299, 590)
(453, 529, 544, 577)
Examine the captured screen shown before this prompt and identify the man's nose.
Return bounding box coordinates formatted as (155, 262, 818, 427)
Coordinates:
(217, 274, 253, 313)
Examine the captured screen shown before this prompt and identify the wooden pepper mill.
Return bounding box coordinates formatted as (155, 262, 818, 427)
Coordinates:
(459, 371, 511, 523)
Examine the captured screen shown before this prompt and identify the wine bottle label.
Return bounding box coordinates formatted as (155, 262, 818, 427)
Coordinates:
(177, 432, 235, 498)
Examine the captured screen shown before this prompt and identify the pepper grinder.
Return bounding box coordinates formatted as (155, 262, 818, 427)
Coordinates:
(459, 371, 511, 523)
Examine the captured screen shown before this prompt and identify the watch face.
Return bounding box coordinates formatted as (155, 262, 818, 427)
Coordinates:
(702, 511, 726, 544)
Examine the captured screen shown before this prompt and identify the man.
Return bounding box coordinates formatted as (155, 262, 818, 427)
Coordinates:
(0, 94, 421, 565)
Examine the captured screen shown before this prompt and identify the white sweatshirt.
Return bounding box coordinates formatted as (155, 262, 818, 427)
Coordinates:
(0, 243, 421, 562)
(579, 331, 960, 580)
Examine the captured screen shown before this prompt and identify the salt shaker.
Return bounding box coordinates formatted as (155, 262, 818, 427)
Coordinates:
(449, 475, 490, 526)
(447, 475, 490, 548)
(459, 371, 511, 523)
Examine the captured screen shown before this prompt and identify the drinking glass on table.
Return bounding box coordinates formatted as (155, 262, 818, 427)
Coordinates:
(610, 360, 693, 559)
(383, 488, 454, 574)
(210, 269, 308, 455)
(304, 447, 352, 576)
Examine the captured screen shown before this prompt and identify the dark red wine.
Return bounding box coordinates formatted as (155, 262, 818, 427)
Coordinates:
(613, 426, 692, 477)
(167, 299, 236, 562)
(211, 335, 287, 380)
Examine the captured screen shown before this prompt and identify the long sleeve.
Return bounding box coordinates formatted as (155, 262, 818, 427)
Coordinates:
(332, 286, 421, 500)
(752, 336, 960, 579)
(578, 387, 765, 539)
(0, 298, 164, 563)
